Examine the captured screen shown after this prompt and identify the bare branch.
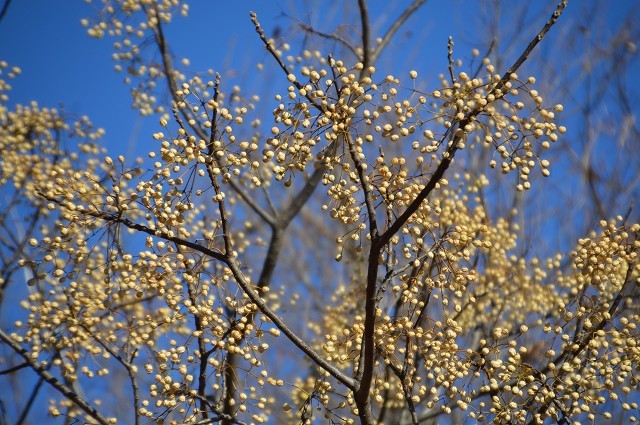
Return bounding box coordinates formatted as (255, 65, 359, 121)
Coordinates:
(224, 258, 356, 390)
(210, 182, 356, 389)
(0, 0, 12, 25)
(357, 0, 371, 69)
(297, 22, 360, 59)
(371, 0, 428, 63)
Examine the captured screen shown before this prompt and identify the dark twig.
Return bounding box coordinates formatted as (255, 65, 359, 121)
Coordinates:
(0, 0, 11, 25)
(0, 362, 28, 375)
(297, 23, 360, 59)
(371, 0, 428, 63)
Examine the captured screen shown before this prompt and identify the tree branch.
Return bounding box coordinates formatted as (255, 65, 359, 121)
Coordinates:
(371, 0, 428, 64)
(357, 0, 371, 69)
(378, 0, 568, 248)
(0, 329, 111, 425)
(210, 179, 356, 389)
(0, 0, 12, 25)
(297, 22, 360, 59)
(150, 6, 276, 226)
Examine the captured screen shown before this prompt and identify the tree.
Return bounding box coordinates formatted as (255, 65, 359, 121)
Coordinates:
(1, 1, 639, 424)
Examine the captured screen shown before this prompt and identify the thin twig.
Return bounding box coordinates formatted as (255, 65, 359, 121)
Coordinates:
(0, 362, 28, 375)
(494, 0, 569, 91)
(250, 12, 326, 113)
(371, 0, 428, 63)
(250, 12, 304, 92)
(0, 0, 12, 25)
(15, 377, 43, 425)
(297, 22, 360, 59)
(447, 36, 457, 85)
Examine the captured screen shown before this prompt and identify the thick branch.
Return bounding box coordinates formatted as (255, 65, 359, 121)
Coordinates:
(357, 0, 371, 69)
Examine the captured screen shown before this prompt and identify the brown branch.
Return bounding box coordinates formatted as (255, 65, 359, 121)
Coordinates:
(176, 250, 211, 421)
(0, 329, 111, 425)
(377, 138, 457, 248)
(348, 131, 381, 425)
(85, 209, 228, 263)
(346, 133, 378, 236)
(224, 258, 356, 388)
(39, 190, 229, 267)
(355, 1, 569, 422)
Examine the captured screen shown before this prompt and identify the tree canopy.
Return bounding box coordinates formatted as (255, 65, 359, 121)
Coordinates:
(1, 1, 639, 424)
